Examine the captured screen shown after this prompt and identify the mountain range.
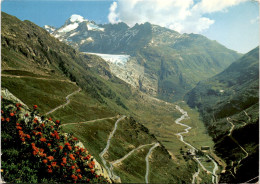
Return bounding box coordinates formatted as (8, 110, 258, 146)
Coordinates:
(45, 14, 241, 101)
(1, 12, 259, 183)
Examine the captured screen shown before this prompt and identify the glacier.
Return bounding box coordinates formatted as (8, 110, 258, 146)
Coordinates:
(85, 52, 130, 66)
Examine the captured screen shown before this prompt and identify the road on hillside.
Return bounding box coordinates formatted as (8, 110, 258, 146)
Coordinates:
(226, 117, 249, 174)
(110, 143, 156, 166)
(192, 168, 200, 184)
(99, 116, 126, 181)
(175, 105, 219, 183)
(2, 74, 76, 84)
(60, 116, 117, 127)
(145, 143, 160, 184)
(45, 88, 81, 115)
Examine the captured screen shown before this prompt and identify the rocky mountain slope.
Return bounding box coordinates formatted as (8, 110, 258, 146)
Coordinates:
(45, 15, 241, 101)
(185, 47, 259, 183)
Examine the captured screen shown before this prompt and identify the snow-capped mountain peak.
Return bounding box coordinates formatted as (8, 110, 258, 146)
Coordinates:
(44, 25, 56, 34)
(69, 14, 86, 23)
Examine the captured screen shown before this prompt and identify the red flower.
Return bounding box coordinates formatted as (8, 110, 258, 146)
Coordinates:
(1, 110, 3, 114)
(65, 142, 70, 146)
(51, 162, 57, 167)
(48, 117, 52, 121)
(19, 130, 24, 135)
(32, 146, 39, 152)
(53, 149, 56, 152)
(50, 126, 54, 129)
(40, 137, 47, 142)
(21, 138, 25, 142)
(62, 157, 67, 164)
(33, 118, 38, 123)
(69, 154, 75, 160)
(36, 132, 42, 136)
(68, 146, 72, 151)
(78, 174, 82, 179)
(47, 143, 51, 147)
(16, 126, 22, 130)
(59, 146, 63, 150)
(73, 137, 78, 141)
(33, 151, 37, 155)
(90, 169, 94, 174)
(84, 154, 91, 160)
(6, 118, 10, 122)
(76, 169, 81, 173)
(31, 143, 35, 147)
(87, 178, 90, 182)
(39, 153, 46, 157)
(55, 120, 60, 124)
(1, 117, 5, 121)
(33, 105, 38, 109)
(91, 161, 95, 166)
(47, 168, 52, 173)
(47, 156, 54, 161)
(61, 163, 65, 167)
(16, 103, 21, 107)
(10, 112, 14, 117)
(40, 148, 44, 153)
(88, 163, 94, 169)
(25, 113, 29, 117)
(26, 134, 31, 139)
(64, 152, 67, 155)
(41, 123, 45, 127)
(42, 159, 48, 164)
(71, 166, 75, 170)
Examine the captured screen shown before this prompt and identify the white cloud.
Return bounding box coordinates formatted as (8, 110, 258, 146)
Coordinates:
(192, 0, 248, 14)
(108, 2, 120, 24)
(108, 0, 247, 33)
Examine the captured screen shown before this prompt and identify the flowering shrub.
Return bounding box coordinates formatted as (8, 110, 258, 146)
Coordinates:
(1, 98, 109, 183)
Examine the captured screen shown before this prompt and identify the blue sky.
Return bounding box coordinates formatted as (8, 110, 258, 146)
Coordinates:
(1, 0, 259, 53)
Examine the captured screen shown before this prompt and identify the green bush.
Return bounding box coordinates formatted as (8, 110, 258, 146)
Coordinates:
(1, 98, 109, 183)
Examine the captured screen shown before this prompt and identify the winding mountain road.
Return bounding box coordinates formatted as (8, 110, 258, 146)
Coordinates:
(110, 143, 156, 166)
(2, 74, 76, 84)
(192, 168, 200, 184)
(145, 143, 160, 184)
(45, 88, 81, 115)
(175, 105, 219, 183)
(226, 117, 249, 174)
(243, 110, 251, 123)
(99, 115, 126, 181)
(60, 116, 117, 127)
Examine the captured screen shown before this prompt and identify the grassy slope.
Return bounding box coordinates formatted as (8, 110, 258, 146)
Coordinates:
(62, 117, 195, 183)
